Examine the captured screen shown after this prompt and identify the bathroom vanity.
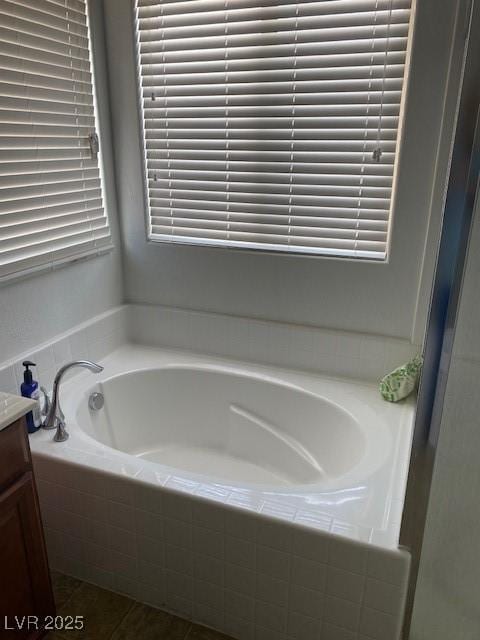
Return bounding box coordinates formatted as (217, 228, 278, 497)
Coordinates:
(0, 394, 55, 639)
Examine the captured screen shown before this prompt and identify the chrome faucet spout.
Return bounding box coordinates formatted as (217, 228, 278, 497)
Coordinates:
(43, 360, 104, 442)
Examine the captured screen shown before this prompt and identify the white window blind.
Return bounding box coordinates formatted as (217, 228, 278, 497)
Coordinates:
(135, 0, 412, 260)
(0, 0, 111, 281)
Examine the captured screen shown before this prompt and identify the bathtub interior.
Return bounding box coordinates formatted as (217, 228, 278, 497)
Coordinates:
(32, 344, 415, 542)
(73, 366, 391, 488)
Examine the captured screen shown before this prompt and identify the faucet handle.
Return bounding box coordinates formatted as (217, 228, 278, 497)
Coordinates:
(39, 386, 50, 418)
(40, 387, 64, 430)
(53, 416, 69, 442)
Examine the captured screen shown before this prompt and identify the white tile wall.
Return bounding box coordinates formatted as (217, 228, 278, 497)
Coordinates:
(0, 302, 416, 397)
(127, 304, 417, 383)
(33, 455, 411, 640)
(0, 306, 128, 394)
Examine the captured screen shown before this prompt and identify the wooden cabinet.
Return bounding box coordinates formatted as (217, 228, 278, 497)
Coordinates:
(0, 419, 55, 639)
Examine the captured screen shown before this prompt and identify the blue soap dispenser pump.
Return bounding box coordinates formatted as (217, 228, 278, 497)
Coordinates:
(21, 361, 42, 433)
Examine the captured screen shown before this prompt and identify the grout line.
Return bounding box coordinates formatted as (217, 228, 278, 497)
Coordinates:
(106, 599, 136, 640)
(53, 590, 79, 640)
(53, 574, 136, 640)
(53, 572, 235, 640)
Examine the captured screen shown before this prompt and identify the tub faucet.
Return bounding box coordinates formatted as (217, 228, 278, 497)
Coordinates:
(43, 360, 104, 442)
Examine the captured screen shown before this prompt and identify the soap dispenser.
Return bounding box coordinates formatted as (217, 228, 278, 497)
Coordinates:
(21, 361, 42, 433)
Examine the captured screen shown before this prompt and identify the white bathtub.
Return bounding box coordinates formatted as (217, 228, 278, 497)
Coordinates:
(33, 345, 413, 537)
(30, 345, 414, 639)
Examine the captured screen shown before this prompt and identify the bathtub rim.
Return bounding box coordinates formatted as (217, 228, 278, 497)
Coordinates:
(29, 343, 416, 549)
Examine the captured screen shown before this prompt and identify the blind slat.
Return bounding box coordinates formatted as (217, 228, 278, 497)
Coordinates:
(0, 40, 91, 73)
(139, 5, 409, 30)
(0, 95, 94, 117)
(151, 203, 390, 221)
(138, 0, 409, 18)
(144, 139, 397, 152)
(138, 33, 408, 55)
(0, 204, 102, 228)
(0, 81, 94, 106)
(141, 59, 405, 78)
(139, 21, 409, 47)
(0, 168, 99, 188)
(0, 109, 94, 128)
(149, 226, 386, 251)
(151, 211, 389, 231)
(0, 214, 107, 246)
(0, 147, 94, 163)
(141, 127, 399, 141)
(136, 0, 411, 259)
(0, 187, 102, 215)
(0, 2, 88, 41)
(0, 24, 89, 63)
(140, 40, 408, 65)
(7, 0, 87, 25)
(0, 54, 91, 85)
(146, 163, 395, 181)
(141, 115, 401, 130)
(0, 68, 93, 95)
(0, 201, 103, 227)
(151, 219, 388, 243)
(0, 225, 109, 261)
(0, 159, 98, 177)
(0, 136, 92, 149)
(0, 231, 111, 280)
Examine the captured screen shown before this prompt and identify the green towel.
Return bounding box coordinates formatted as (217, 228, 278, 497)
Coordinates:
(379, 355, 423, 402)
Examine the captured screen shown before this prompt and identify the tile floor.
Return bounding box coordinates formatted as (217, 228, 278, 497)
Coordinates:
(49, 572, 235, 640)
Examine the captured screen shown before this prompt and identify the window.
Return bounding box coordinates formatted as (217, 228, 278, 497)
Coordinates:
(0, 0, 111, 281)
(135, 0, 411, 260)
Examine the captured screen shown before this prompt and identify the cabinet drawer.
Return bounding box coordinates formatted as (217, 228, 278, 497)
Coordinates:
(0, 419, 31, 490)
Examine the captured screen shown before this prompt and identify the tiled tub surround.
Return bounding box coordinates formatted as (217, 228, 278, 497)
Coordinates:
(33, 453, 411, 640)
(29, 345, 413, 640)
(0, 303, 417, 396)
(0, 306, 415, 639)
(127, 304, 418, 383)
(0, 306, 129, 396)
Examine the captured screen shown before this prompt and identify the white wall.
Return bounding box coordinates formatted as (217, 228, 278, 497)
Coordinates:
(0, 0, 124, 363)
(102, 0, 461, 341)
(409, 192, 480, 639)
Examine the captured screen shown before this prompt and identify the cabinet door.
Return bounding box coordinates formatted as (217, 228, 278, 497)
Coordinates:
(0, 473, 55, 639)
(0, 419, 30, 491)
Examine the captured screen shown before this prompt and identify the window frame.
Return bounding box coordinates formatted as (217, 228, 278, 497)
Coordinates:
(0, 0, 114, 285)
(133, 0, 413, 263)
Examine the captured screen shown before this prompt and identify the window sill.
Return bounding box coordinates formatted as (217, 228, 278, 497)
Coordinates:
(0, 244, 115, 288)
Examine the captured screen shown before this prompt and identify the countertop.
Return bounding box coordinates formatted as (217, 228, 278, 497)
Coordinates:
(0, 392, 35, 431)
